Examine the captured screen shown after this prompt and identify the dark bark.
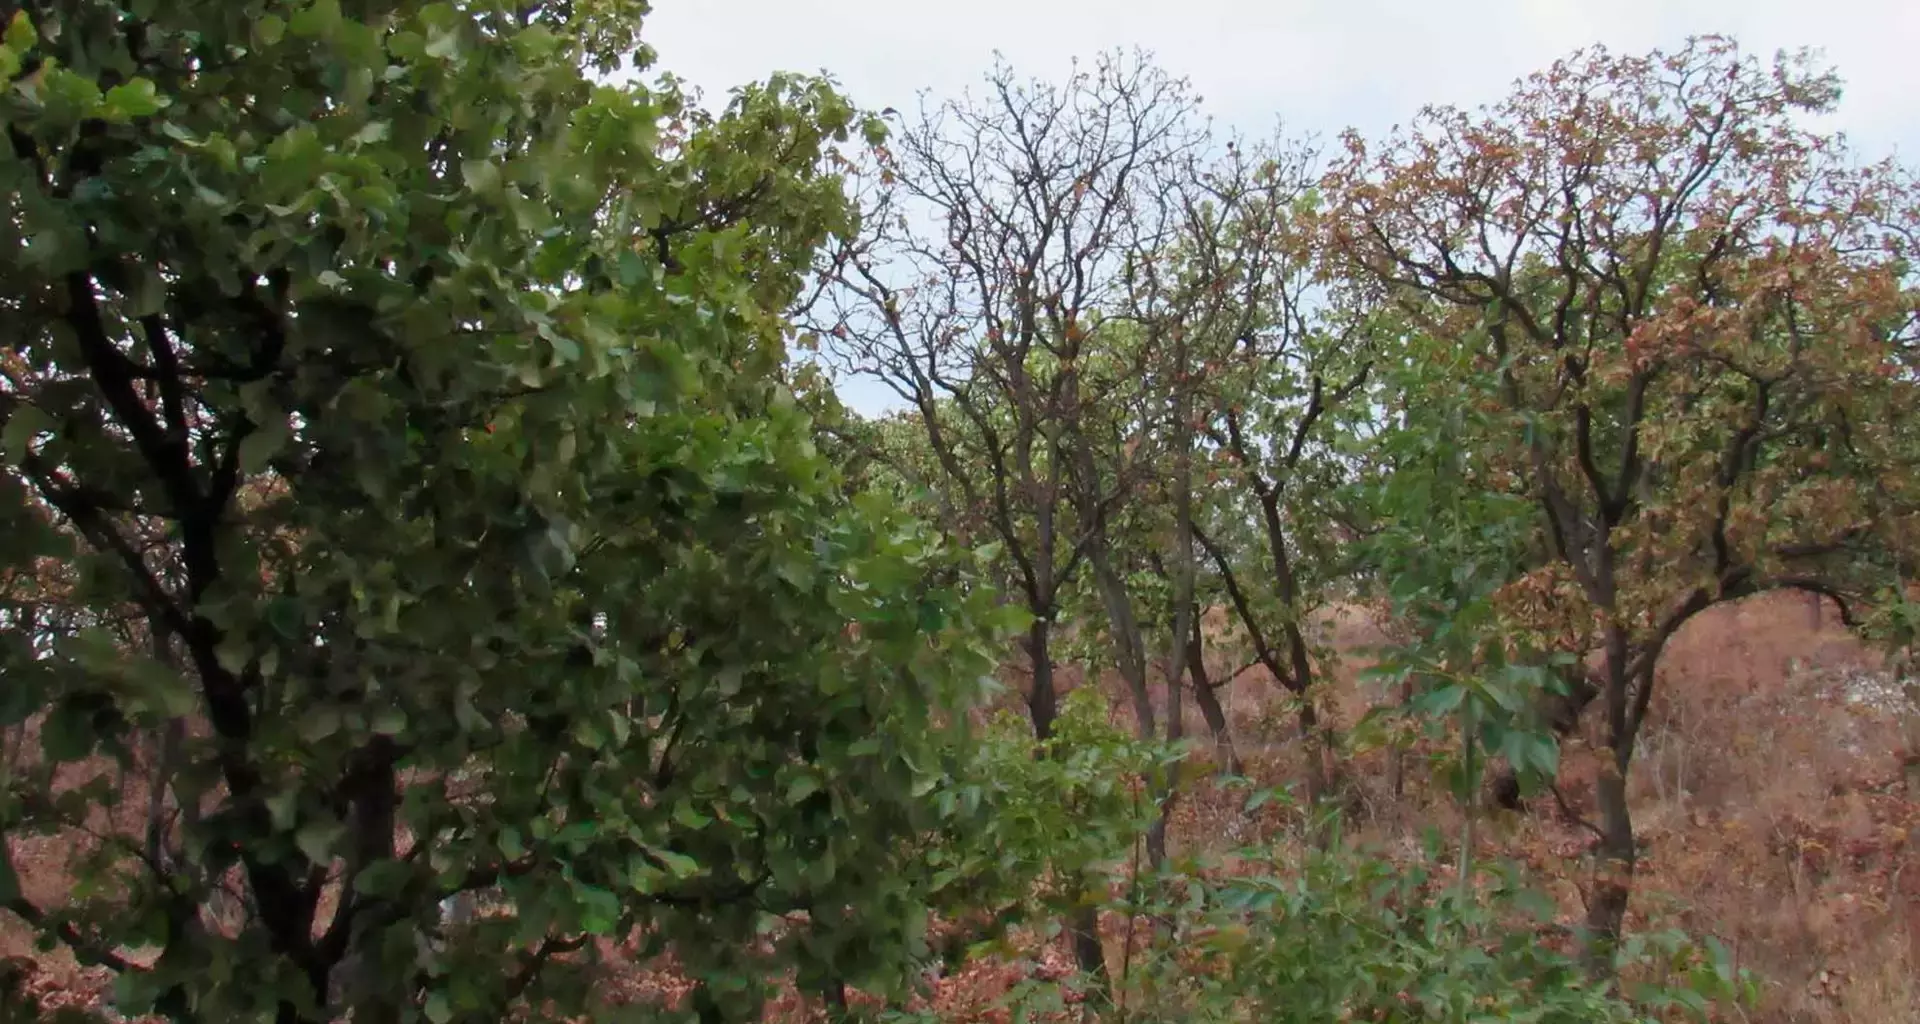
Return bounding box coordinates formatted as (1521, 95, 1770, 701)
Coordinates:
(1388, 676, 1413, 801)
(1296, 701, 1332, 819)
(1145, 653, 1180, 869)
(1088, 545, 1155, 740)
(1067, 899, 1110, 1008)
(1583, 637, 1644, 978)
(1026, 617, 1060, 742)
(1025, 618, 1107, 992)
(338, 736, 402, 1024)
(1185, 619, 1242, 777)
(1584, 768, 1636, 977)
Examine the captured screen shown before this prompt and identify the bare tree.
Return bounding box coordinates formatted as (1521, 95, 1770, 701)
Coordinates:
(817, 51, 1204, 742)
(816, 49, 1215, 989)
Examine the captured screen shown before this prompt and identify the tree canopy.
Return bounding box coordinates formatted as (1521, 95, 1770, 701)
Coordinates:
(3, 7, 1915, 1024)
(0, 2, 1021, 1020)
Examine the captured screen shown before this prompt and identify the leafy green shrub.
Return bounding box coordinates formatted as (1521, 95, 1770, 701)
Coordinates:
(889, 814, 1756, 1024)
(912, 686, 1173, 967)
(1109, 823, 1757, 1024)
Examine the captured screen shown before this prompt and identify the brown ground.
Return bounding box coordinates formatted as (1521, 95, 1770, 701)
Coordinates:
(1160, 592, 1917, 1024)
(5, 592, 1915, 1022)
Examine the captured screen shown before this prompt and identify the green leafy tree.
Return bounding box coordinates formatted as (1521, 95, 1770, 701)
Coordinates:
(1186, 223, 1375, 816)
(0, 2, 1011, 1021)
(1325, 36, 1920, 970)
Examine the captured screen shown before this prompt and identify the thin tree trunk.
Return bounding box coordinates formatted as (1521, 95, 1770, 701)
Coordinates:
(1388, 676, 1412, 801)
(819, 979, 849, 1021)
(1029, 617, 1109, 994)
(1186, 619, 1242, 776)
(1153, 320, 1196, 871)
(1027, 617, 1060, 741)
(1297, 701, 1331, 818)
(1585, 766, 1636, 978)
(1066, 888, 1111, 1007)
(345, 737, 402, 1024)
(1088, 545, 1156, 741)
(1458, 698, 1478, 897)
(1583, 644, 1638, 979)
(1146, 653, 1183, 869)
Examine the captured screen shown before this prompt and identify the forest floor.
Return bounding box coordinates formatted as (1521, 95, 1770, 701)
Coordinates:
(1205, 591, 1920, 1024)
(5, 593, 1916, 1022)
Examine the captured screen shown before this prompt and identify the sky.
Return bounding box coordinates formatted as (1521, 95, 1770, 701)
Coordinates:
(640, 0, 1919, 415)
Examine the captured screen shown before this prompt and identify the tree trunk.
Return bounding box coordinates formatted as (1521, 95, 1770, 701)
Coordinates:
(1297, 701, 1331, 821)
(1388, 677, 1412, 801)
(1584, 640, 1637, 979)
(344, 737, 402, 1024)
(1027, 618, 1108, 994)
(1186, 622, 1242, 776)
(1146, 653, 1184, 869)
(1088, 545, 1155, 740)
(1281, 613, 1341, 826)
(819, 979, 849, 1021)
(1065, 889, 1110, 1007)
(1026, 617, 1059, 741)
(1584, 766, 1636, 978)
(1151, 319, 1196, 873)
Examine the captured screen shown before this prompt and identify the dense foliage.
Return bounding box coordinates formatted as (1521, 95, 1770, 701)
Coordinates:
(2, 3, 1914, 1023)
(0, 1, 1019, 1020)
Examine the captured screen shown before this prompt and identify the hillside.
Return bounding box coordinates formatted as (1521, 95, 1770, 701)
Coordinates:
(1145, 592, 1917, 1024)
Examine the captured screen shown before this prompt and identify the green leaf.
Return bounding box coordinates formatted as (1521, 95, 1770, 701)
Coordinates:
(671, 801, 711, 829)
(424, 993, 453, 1024)
(102, 79, 167, 120)
(255, 14, 286, 46)
(461, 159, 500, 193)
(288, 0, 342, 39)
(1415, 684, 1468, 716)
(352, 859, 411, 899)
(424, 28, 460, 60)
(3, 404, 52, 464)
(653, 848, 700, 880)
(577, 883, 619, 934)
(238, 417, 290, 474)
(295, 817, 344, 863)
(787, 774, 821, 804)
(299, 706, 342, 743)
(5, 10, 35, 51)
(370, 706, 407, 736)
(266, 789, 300, 831)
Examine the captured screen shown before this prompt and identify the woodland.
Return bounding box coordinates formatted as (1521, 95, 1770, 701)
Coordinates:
(0, 2, 1917, 1023)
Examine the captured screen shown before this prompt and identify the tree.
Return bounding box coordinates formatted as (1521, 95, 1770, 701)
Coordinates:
(0, 2, 1010, 1021)
(818, 47, 1217, 989)
(1325, 36, 1920, 970)
(1185, 189, 1375, 815)
(821, 51, 1205, 745)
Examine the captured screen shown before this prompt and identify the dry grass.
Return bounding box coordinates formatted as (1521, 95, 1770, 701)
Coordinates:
(1136, 591, 1918, 1024)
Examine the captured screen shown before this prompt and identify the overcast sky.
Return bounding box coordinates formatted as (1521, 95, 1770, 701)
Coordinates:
(641, 0, 1918, 415)
(647, 0, 1915, 158)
